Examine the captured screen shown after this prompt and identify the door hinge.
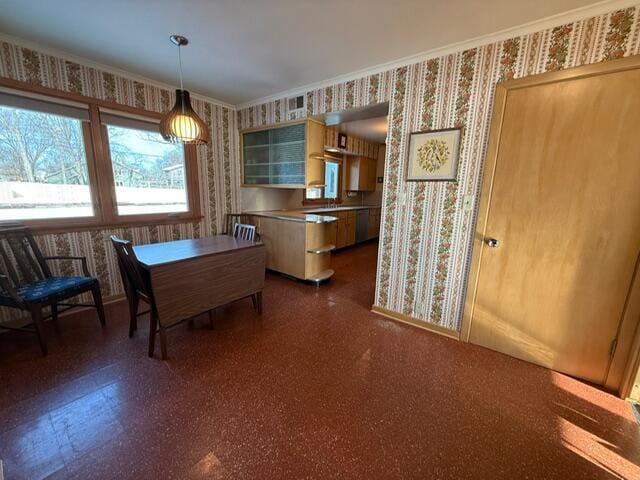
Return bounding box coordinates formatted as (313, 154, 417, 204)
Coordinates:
(609, 337, 618, 357)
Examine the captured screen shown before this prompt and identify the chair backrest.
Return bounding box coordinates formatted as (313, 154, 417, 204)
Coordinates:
(233, 223, 256, 242)
(110, 235, 151, 300)
(225, 213, 255, 235)
(0, 225, 50, 292)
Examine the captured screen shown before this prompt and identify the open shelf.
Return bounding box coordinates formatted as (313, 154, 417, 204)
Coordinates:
(307, 244, 336, 254)
(307, 269, 335, 283)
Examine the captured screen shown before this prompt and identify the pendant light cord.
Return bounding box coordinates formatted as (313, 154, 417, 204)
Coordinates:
(177, 43, 185, 114)
(177, 44, 184, 91)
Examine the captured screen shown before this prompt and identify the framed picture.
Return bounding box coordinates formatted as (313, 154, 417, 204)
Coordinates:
(406, 127, 462, 181)
(337, 132, 348, 149)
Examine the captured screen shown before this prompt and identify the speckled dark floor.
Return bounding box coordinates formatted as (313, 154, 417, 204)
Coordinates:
(1, 241, 639, 479)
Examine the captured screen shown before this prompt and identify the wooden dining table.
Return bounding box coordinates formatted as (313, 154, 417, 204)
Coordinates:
(133, 235, 266, 328)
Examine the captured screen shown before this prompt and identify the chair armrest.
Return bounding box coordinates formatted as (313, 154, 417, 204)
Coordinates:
(44, 256, 91, 276)
(0, 273, 23, 303)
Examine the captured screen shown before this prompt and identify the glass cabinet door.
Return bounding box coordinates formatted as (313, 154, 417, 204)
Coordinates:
(243, 123, 306, 186)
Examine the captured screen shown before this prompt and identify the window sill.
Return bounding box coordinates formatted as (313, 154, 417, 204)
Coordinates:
(9, 214, 204, 235)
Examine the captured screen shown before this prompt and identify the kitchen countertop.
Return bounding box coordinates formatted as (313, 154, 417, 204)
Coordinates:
(246, 210, 338, 223)
(245, 205, 381, 223)
(303, 205, 381, 213)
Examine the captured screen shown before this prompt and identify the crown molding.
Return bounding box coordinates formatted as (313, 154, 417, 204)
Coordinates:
(235, 0, 638, 109)
(1, 0, 636, 111)
(0, 32, 235, 110)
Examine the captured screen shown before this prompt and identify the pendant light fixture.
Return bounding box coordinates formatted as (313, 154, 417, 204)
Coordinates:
(159, 35, 209, 144)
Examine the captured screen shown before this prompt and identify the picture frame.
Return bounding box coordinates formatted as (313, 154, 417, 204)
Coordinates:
(406, 127, 462, 181)
(337, 132, 348, 149)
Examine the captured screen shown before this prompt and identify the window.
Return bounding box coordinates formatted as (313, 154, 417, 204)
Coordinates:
(324, 162, 339, 199)
(0, 92, 94, 221)
(102, 114, 188, 215)
(0, 82, 200, 230)
(304, 155, 343, 204)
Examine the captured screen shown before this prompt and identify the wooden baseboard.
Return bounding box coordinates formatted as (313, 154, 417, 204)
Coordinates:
(370, 305, 460, 340)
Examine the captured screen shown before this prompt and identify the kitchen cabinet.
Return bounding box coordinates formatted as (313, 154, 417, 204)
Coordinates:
(333, 211, 357, 248)
(368, 207, 381, 238)
(335, 214, 345, 248)
(346, 211, 356, 245)
(312, 207, 380, 249)
(251, 213, 336, 282)
(347, 156, 377, 191)
(241, 119, 325, 188)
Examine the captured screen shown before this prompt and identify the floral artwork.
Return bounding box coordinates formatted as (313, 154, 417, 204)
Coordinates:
(417, 139, 449, 172)
(406, 128, 461, 181)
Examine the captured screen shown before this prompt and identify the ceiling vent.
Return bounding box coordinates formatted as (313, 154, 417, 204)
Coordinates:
(288, 95, 306, 119)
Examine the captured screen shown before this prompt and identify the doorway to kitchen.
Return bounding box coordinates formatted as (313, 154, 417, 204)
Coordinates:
(308, 103, 389, 303)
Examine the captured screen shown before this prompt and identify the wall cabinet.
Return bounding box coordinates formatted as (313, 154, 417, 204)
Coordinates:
(241, 120, 325, 188)
(347, 156, 377, 191)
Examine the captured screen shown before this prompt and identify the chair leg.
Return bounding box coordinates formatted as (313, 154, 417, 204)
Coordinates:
(30, 306, 47, 356)
(251, 294, 257, 311)
(208, 309, 215, 330)
(159, 325, 168, 361)
(148, 311, 158, 358)
(257, 291, 263, 315)
(91, 282, 106, 326)
(51, 303, 60, 333)
(128, 294, 139, 338)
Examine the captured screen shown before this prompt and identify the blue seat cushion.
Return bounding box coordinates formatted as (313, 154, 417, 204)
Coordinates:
(16, 276, 95, 302)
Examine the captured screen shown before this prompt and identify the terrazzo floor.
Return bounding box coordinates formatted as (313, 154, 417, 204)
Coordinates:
(0, 241, 639, 479)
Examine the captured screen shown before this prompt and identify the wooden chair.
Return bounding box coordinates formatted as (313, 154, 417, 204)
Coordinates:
(231, 223, 262, 313)
(111, 235, 213, 360)
(233, 223, 256, 242)
(0, 225, 105, 355)
(224, 213, 255, 235)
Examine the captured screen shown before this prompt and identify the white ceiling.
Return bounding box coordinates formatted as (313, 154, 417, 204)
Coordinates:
(0, 0, 610, 105)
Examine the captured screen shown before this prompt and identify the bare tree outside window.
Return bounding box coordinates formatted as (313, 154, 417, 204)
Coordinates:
(105, 125, 188, 215)
(0, 105, 93, 220)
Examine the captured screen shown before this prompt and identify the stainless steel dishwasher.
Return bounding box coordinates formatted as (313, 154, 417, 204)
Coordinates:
(356, 209, 369, 243)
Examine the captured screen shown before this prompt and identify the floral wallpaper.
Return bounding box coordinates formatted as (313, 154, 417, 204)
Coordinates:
(0, 40, 240, 325)
(238, 6, 640, 331)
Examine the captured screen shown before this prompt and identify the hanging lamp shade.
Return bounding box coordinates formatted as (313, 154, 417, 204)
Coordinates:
(159, 35, 210, 145)
(160, 89, 209, 144)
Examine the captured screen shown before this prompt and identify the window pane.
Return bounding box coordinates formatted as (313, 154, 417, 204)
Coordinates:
(106, 124, 188, 216)
(324, 162, 339, 199)
(0, 105, 93, 220)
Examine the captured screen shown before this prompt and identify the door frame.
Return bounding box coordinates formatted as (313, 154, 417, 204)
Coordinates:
(461, 54, 640, 396)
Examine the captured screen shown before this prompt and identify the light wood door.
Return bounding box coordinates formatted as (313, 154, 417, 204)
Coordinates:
(346, 211, 357, 245)
(363, 157, 377, 191)
(336, 213, 347, 248)
(466, 60, 640, 386)
(368, 208, 381, 238)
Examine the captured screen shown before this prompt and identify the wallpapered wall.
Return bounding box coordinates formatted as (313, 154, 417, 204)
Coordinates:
(0, 40, 240, 324)
(325, 127, 380, 158)
(240, 6, 640, 332)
